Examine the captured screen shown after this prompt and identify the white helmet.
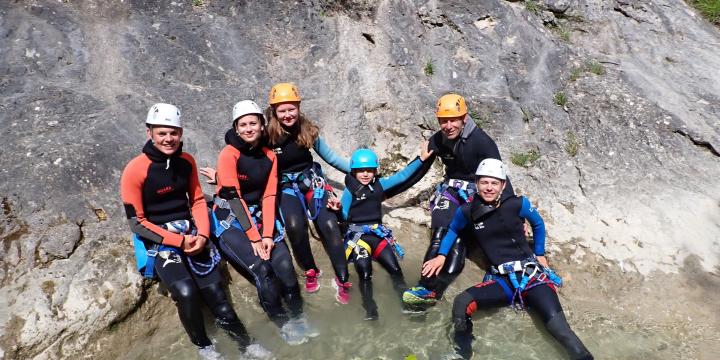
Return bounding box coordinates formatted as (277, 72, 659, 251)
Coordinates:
(475, 158, 507, 180)
(232, 100, 263, 122)
(146, 103, 182, 128)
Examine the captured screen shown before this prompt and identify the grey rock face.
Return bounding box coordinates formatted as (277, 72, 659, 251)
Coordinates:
(0, 0, 718, 358)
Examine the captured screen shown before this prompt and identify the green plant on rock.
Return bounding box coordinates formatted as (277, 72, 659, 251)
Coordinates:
(510, 149, 541, 168)
(553, 91, 567, 107)
(424, 60, 434, 76)
(565, 130, 579, 157)
(525, 0, 540, 14)
(569, 67, 583, 82)
(193, 0, 204, 6)
(689, 0, 720, 25)
(588, 60, 605, 75)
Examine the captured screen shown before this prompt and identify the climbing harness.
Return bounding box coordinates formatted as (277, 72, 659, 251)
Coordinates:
(281, 163, 328, 221)
(344, 223, 405, 261)
(488, 256, 563, 310)
(133, 219, 221, 278)
(211, 197, 286, 243)
(429, 178, 477, 210)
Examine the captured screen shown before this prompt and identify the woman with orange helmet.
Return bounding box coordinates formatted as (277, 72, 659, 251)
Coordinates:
(265, 83, 353, 304)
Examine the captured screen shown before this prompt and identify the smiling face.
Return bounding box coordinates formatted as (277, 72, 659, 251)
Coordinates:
(476, 176, 505, 203)
(147, 126, 183, 155)
(234, 114, 263, 145)
(353, 168, 377, 185)
(438, 115, 466, 140)
(274, 102, 300, 128)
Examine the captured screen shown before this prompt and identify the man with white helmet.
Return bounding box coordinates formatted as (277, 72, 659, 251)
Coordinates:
(403, 93, 516, 305)
(121, 103, 270, 359)
(421, 159, 593, 360)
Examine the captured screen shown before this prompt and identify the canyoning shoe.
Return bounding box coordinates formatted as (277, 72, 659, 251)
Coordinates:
(333, 277, 351, 304)
(242, 343, 274, 360)
(197, 344, 224, 360)
(279, 322, 309, 345)
(304, 269, 320, 293)
(402, 286, 437, 305)
(288, 316, 320, 338)
(364, 307, 379, 321)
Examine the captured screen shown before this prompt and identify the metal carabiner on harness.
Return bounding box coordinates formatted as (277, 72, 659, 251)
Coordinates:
(517, 262, 539, 291)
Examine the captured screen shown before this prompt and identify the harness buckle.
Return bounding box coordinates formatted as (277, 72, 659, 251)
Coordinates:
(146, 249, 159, 258)
(219, 220, 231, 230)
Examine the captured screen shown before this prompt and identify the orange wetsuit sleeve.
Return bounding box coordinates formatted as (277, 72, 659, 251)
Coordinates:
(120, 155, 184, 247)
(216, 146, 262, 242)
(181, 153, 210, 239)
(261, 148, 279, 239)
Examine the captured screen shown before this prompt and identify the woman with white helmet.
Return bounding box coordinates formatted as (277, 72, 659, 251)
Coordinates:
(209, 100, 318, 346)
(422, 159, 593, 360)
(120, 103, 268, 359)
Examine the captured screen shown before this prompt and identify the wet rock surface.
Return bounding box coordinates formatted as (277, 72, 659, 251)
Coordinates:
(0, 0, 718, 359)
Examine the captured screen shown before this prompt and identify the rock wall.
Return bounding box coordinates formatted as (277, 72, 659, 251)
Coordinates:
(0, 0, 718, 358)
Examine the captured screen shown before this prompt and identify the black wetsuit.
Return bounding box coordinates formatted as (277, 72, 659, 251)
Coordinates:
(405, 118, 514, 298)
(440, 196, 592, 360)
(213, 129, 302, 327)
(121, 141, 251, 350)
(270, 134, 351, 283)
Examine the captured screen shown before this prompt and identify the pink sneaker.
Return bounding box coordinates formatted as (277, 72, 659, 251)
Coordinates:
(305, 269, 320, 293)
(333, 277, 351, 304)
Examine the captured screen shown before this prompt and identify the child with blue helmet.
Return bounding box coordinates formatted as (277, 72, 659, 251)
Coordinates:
(339, 144, 433, 320)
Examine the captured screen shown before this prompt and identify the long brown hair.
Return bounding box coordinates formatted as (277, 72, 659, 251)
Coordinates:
(265, 105, 319, 148)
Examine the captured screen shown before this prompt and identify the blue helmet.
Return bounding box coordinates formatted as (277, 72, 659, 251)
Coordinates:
(350, 148, 379, 169)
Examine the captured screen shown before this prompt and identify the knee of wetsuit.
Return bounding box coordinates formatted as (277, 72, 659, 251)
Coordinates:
(545, 312, 593, 360)
(283, 284, 304, 317)
(168, 279, 200, 304)
(359, 271, 372, 282)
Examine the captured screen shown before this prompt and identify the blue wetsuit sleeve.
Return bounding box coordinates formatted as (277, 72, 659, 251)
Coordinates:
(313, 137, 350, 173)
(378, 157, 423, 197)
(438, 208, 468, 256)
(340, 188, 351, 221)
(519, 196, 546, 256)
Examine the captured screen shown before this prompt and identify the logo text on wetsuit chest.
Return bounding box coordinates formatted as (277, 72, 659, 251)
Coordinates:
(156, 186, 174, 195)
(474, 222, 485, 230)
(273, 147, 283, 154)
(237, 174, 248, 181)
(355, 193, 367, 201)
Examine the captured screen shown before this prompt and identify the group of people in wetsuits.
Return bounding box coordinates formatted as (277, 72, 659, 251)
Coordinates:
(120, 83, 593, 360)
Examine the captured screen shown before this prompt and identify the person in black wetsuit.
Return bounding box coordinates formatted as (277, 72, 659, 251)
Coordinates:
(120, 103, 270, 359)
(422, 159, 593, 360)
(265, 83, 353, 304)
(210, 100, 318, 345)
(339, 144, 433, 320)
(403, 93, 518, 305)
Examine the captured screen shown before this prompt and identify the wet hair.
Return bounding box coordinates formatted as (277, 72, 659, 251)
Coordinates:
(265, 105, 319, 148)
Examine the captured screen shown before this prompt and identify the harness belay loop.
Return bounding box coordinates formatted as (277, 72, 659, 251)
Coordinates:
(491, 257, 563, 310)
(344, 223, 405, 261)
(429, 179, 477, 211)
(133, 219, 221, 278)
(281, 163, 327, 221)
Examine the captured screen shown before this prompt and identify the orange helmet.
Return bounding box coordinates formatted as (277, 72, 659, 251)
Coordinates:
(269, 83, 301, 105)
(435, 94, 467, 118)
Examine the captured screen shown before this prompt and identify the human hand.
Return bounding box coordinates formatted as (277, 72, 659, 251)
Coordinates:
(199, 166, 217, 185)
(536, 255, 549, 268)
(420, 140, 434, 161)
(185, 235, 206, 256)
(326, 196, 341, 211)
(262, 237, 275, 258)
(421, 255, 446, 277)
(251, 239, 269, 260)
